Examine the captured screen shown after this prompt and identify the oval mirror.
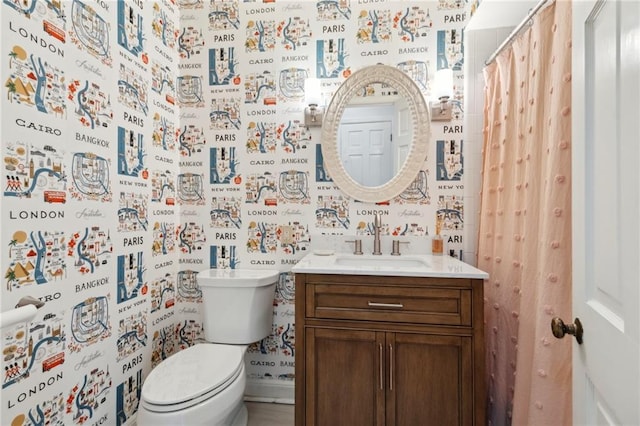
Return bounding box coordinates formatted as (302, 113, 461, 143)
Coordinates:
(321, 64, 431, 203)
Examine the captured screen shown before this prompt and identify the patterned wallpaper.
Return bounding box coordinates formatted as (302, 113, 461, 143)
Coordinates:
(1, 0, 470, 424)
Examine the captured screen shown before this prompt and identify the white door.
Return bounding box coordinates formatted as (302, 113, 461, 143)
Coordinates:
(571, 0, 639, 424)
(395, 102, 411, 172)
(339, 121, 393, 187)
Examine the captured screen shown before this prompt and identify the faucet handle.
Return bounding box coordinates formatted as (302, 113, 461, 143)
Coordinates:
(390, 240, 410, 256)
(346, 239, 363, 255)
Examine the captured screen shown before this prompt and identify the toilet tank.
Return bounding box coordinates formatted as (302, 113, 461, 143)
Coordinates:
(196, 269, 279, 344)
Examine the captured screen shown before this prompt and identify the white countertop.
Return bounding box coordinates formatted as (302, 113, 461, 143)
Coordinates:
(292, 251, 489, 279)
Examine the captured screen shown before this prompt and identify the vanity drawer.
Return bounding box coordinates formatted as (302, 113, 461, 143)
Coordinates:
(307, 284, 472, 326)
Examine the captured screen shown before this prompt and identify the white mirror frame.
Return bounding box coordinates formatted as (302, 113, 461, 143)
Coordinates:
(321, 64, 431, 203)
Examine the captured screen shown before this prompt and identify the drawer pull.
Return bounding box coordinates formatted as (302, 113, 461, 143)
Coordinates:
(367, 301, 404, 309)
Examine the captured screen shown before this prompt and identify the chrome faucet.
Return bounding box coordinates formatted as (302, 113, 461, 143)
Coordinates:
(372, 213, 382, 255)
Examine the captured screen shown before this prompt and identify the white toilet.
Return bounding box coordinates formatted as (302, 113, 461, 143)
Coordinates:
(137, 269, 279, 426)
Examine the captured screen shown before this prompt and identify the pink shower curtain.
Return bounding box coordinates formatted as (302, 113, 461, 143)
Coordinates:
(478, 1, 572, 425)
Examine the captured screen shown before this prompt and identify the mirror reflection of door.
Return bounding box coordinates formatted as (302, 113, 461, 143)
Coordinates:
(339, 102, 408, 187)
(395, 102, 411, 174)
(339, 119, 392, 186)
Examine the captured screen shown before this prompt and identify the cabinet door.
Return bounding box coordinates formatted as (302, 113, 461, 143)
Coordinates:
(305, 327, 385, 426)
(386, 333, 473, 426)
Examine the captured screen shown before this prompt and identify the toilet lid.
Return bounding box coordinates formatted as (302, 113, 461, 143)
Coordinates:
(142, 344, 244, 409)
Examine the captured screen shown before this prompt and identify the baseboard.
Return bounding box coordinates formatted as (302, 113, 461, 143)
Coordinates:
(244, 379, 295, 405)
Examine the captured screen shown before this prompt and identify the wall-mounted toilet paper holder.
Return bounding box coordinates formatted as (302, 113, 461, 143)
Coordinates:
(0, 296, 45, 329)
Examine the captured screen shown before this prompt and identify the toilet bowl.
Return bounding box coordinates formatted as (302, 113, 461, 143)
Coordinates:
(136, 269, 279, 426)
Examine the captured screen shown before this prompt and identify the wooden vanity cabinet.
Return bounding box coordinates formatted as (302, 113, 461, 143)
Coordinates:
(294, 273, 485, 426)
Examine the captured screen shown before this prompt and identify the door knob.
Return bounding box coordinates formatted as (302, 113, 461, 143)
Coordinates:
(551, 317, 583, 344)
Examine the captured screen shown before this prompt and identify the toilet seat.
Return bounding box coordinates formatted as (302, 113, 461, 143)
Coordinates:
(141, 344, 244, 413)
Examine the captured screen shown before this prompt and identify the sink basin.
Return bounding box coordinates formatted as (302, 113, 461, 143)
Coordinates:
(334, 255, 430, 269)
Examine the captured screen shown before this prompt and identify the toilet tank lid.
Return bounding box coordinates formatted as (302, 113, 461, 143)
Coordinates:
(197, 269, 279, 287)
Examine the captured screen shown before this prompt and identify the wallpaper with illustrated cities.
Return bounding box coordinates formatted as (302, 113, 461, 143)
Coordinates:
(1, 1, 470, 424)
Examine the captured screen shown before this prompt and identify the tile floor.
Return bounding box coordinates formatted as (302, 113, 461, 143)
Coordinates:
(246, 401, 294, 426)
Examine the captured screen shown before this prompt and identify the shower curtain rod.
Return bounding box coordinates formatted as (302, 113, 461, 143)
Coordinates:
(484, 0, 550, 65)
